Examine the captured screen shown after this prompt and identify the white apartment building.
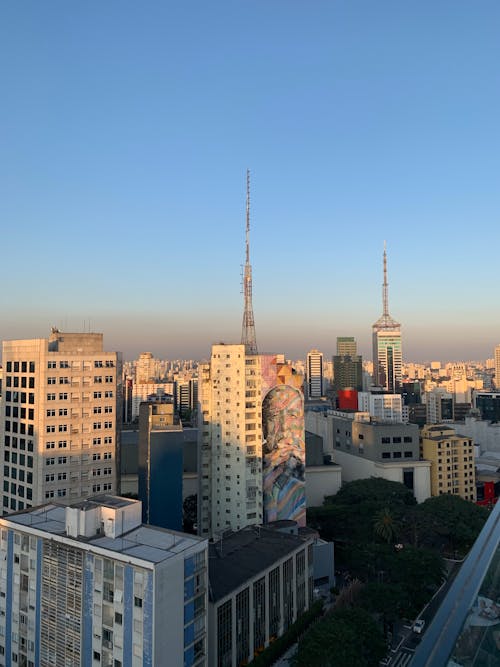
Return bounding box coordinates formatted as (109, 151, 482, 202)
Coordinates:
(306, 349, 323, 398)
(198, 344, 263, 538)
(0, 495, 208, 667)
(0, 330, 121, 513)
(131, 382, 175, 420)
(358, 391, 403, 423)
(494, 345, 500, 389)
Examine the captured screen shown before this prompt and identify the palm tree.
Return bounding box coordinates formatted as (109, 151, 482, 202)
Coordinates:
(374, 508, 398, 544)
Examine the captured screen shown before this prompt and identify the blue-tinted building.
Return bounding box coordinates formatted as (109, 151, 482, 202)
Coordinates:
(138, 395, 183, 531)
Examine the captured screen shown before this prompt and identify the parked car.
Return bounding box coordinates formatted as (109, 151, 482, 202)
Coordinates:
(413, 619, 425, 634)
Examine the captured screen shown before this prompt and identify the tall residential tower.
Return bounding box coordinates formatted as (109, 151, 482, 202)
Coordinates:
(372, 244, 402, 392)
(0, 330, 121, 514)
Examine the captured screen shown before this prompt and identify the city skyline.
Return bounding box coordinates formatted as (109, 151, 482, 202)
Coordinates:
(2, 3, 500, 362)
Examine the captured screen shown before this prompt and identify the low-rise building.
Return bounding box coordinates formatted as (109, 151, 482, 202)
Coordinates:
(420, 424, 476, 501)
(208, 525, 314, 666)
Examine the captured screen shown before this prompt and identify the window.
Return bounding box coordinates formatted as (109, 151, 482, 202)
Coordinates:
(105, 376, 113, 384)
(59, 361, 69, 368)
(94, 360, 103, 368)
(104, 421, 112, 429)
(104, 452, 112, 460)
(57, 489, 66, 497)
(46, 409, 55, 417)
(58, 457, 67, 464)
(392, 437, 402, 444)
(93, 407, 102, 414)
(46, 442, 55, 450)
(104, 406, 113, 414)
(104, 437, 112, 444)
(46, 425, 55, 433)
(47, 377, 56, 385)
(59, 377, 69, 384)
(105, 360, 114, 368)
(94, 376, 103, 384)
(47, 393, 56, 401)
(94, 392, 102, 399)
(381, 437, 390, 444)
(45, 474, 55, 482)
(93, 422, 101, 430)
(92, 484, 101, 493)
(103, 468, 112, 476)
(93, 453, 101, 461)
(57, 473, 67, 481)
(58, 424, 67, 432)
(46, 458, 55, 466)
(47, 361, 57, 369)
(93, 438, 102, 446)
(58, 409, 68, 416)
(404, 436, 413, 443)
(59, 392, 68, 400)
(134, 597, 142, 608)
(382, 452, 391, 459)
(105, 391, 113, 398)
(58, 441, 67, 448)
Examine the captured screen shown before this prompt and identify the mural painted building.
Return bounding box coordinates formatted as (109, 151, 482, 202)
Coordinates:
(198, 347, 305, 539)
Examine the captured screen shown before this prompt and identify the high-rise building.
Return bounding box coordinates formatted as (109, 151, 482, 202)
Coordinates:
(420, 424, 476, 501)
(306, 349, 324, 398)
(138, 394, 183, 530)
(0, 330, 121, 514)
(198, 344, 263, 538)
(198, 346, 306, 538)
(494, 344, 500, 389)
(0, 495, 208, 666)
(332, 337, 363, 392)
(336, 336, 357, 357)
(372, 244, 402, 392)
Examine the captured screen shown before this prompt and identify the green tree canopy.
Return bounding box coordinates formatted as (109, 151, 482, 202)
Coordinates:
(293, 608, 386, 667)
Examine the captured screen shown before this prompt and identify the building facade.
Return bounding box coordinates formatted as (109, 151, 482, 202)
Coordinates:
(138, 395, 183, 530)
(0, 495, 208, 667)
(332, 337, 363, 392)
(0, 330, 121, 514)
(420, 424, 476, 501)
(207, 525, 314, 667)
(198, 346, 306, 539)
(306, 349, 323, 399)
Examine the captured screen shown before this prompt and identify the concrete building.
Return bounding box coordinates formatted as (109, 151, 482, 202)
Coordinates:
(306, 349, 324, 399)
(1, 330, 121, 514)
(198, 344, 264, 538)
(0, 495, 208, 667)
(198, 345, 306, 539)
(306, 410, 431, 502)
(473, 390, 500, 423)
(425, 389, 454, 424)
(358, 391, 403, 423)
(138, 395, 183, 531)
(332, 337, 363, 392)
(420, 424, 476, 501)
(131, 382, 175, 421)
(207, 524, 314, 666)
(372, 246, 402, 392)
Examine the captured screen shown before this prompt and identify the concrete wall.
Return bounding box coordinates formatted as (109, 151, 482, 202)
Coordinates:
(305, 467, 342, 507)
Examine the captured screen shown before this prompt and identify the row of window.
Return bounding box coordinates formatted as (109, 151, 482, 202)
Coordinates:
(47, 359, 115, 369)
(4, 422, 34, 436)
(5, 407, 34, 420)
(5, 376, 35, 388)
(5, 361, 35, 373)
(46, 457, 67, 465)
(47, 375, 114, 385)
(381, 451, 414, 459)
(4, 437, 34, 452)
(92, 452, 113, 461)
(92, 468, 113, 476)
(4, 391, 35, 404)
(3, 467, 33, 482)
(381, 436, 413, 444)
(47, 391, 114, 400)
(4, 452, 31, 466)
(3, 482, 32, 499)
(45, 441, 68, 449)
(93, 437, 113, 445)
(3, 496, 31, 511)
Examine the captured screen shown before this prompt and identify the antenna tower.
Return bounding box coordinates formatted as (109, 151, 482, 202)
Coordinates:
(382, 240, 389, 317)
(241, 169, 258, 354)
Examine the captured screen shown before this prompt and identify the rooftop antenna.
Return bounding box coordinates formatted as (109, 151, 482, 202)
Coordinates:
(382, 240, 389, 318)
(241, 169, 258, 355)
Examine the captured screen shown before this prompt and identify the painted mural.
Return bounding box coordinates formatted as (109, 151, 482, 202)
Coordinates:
(261, 357, 306, 526)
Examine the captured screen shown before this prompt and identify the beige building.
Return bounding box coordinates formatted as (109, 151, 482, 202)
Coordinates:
(420, 424, 476, 501)
(0, 329, 121, 513)
(198, 344, 263, 538)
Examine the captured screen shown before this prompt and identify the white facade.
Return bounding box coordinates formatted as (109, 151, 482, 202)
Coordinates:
(358, 392, 403, 423)
(305, 466, 342, 507)
(0, 496, 208, 667)
(1, 331, 121, 513)
(306, 349, 324, 398)
(131, 381, 175, 420)
(330, 449, 431, 503)
(198, 344, 263, 538)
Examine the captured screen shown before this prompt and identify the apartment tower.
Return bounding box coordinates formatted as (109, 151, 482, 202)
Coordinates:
(198, 344, 262, 538)
(306, 349, 324, 398)
(0, 330, 121, 514)
(372, 244, 402, 392)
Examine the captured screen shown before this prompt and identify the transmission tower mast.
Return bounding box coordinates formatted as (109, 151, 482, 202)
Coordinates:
(241, 169, 258, 355)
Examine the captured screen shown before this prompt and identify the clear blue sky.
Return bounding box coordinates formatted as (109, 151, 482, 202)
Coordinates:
(1, 1, 500, 362)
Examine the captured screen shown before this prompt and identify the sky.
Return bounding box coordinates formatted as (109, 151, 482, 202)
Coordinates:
(1, 2, 500, 363)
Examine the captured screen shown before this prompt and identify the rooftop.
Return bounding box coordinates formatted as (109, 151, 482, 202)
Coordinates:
(2, 500, 205, 566)
(208, 525, 311, 602)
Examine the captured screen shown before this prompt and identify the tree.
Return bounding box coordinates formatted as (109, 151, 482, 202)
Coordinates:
(374, 508, 399, 544)
(182, 494, 197, 533)
(293, 608, 386, 667)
